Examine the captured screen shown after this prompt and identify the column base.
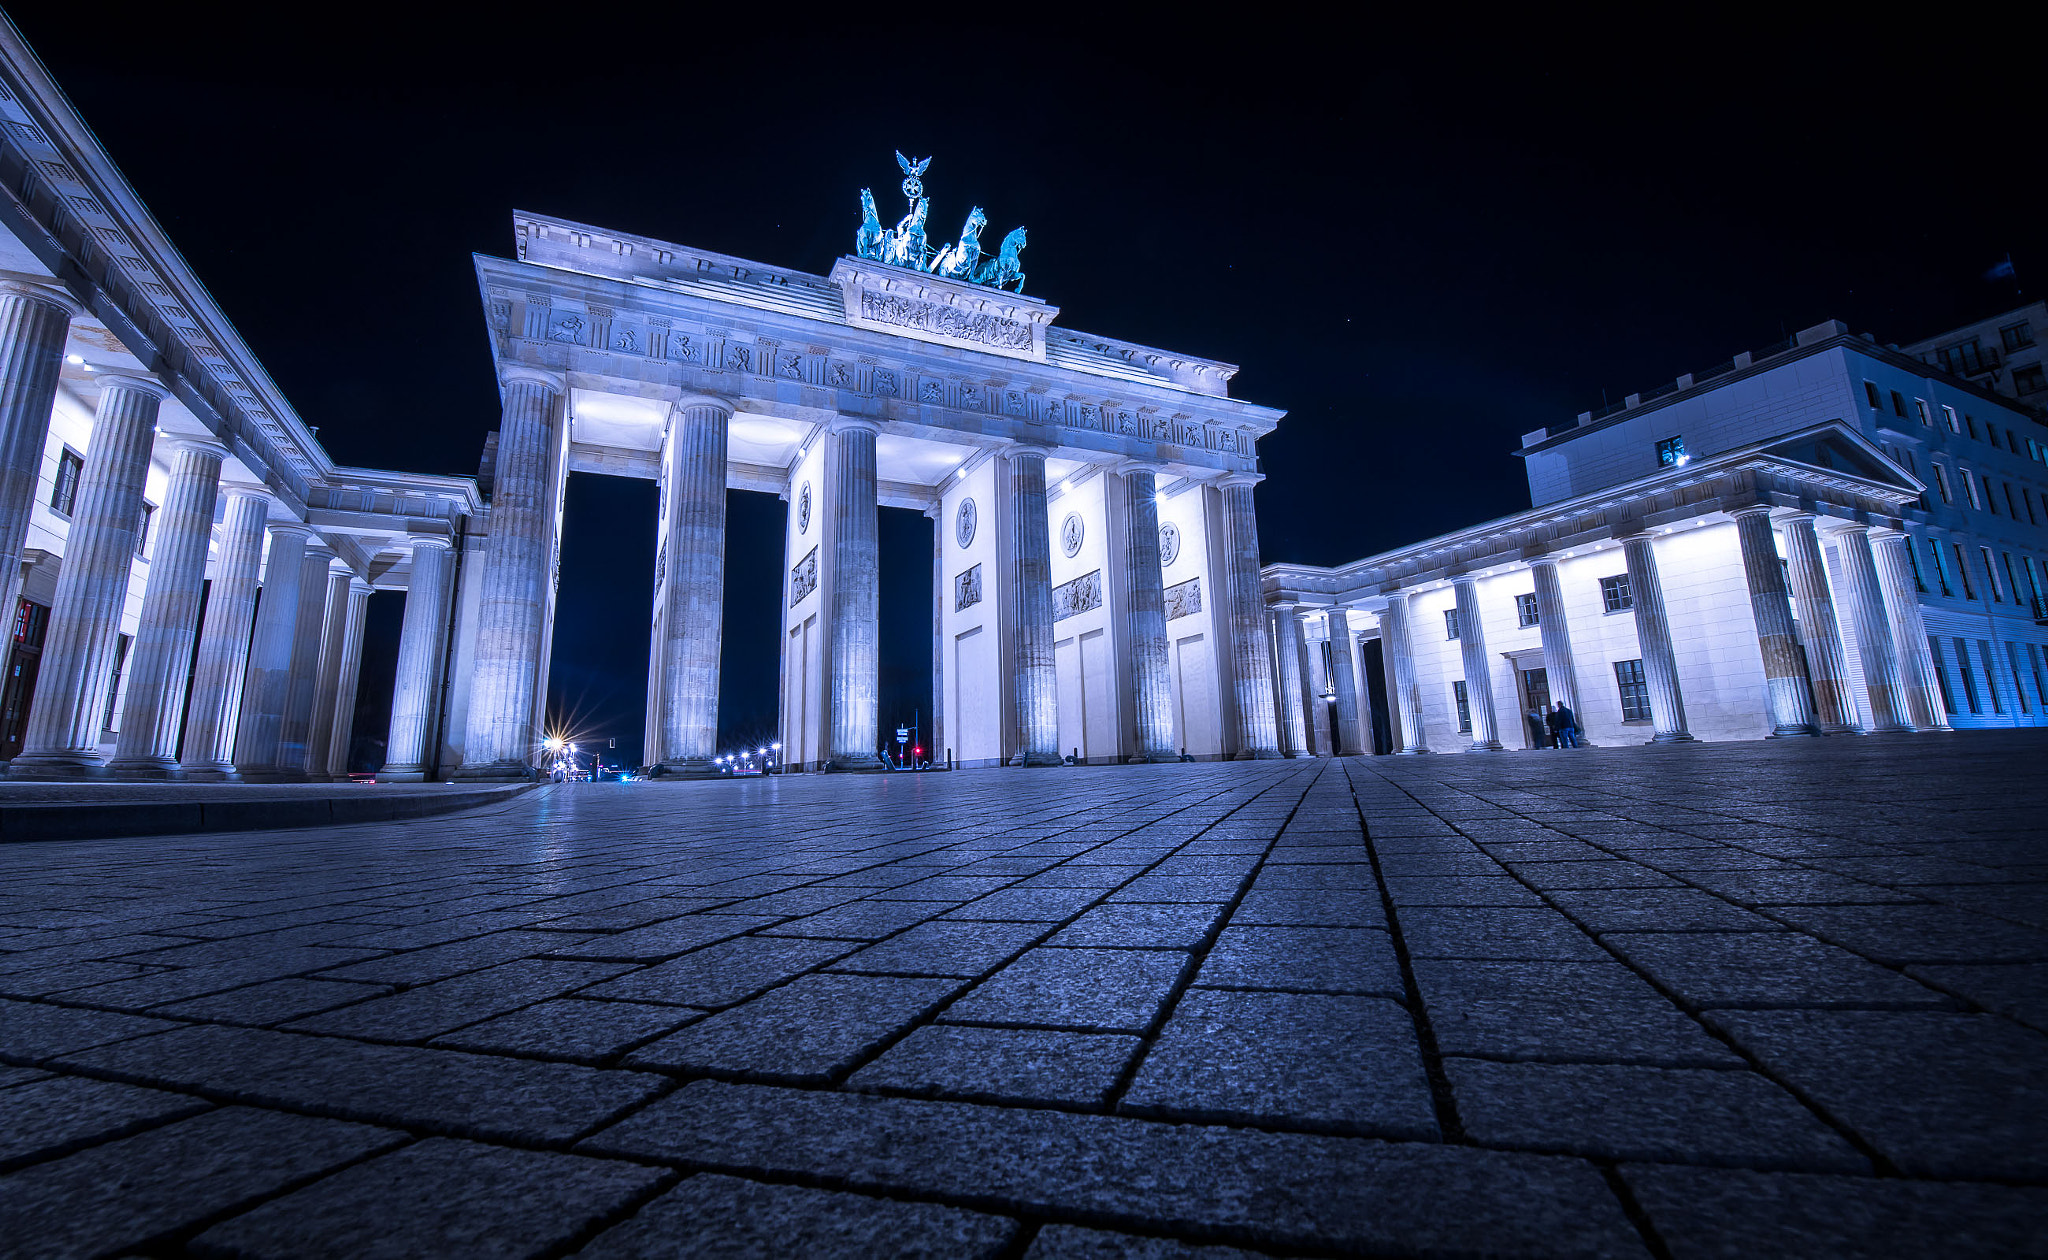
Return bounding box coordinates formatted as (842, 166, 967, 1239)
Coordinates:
(451, 761, 538, 782)
(654, 760, 722, 779)
(1284, 751, 1315, 759)
(379, 767, 431, 783)
(104, 758, 186, 779)
(177, 764, 240, 782)
(1465, 741, 1505, 752)
(237, 768, 310, 784)
(6, 756, 112, 780)
(1235, 749, 1286, 761)
(1649, 731, 1698, 744)
(826, 755, 888, 773)
(1765, 725, 1823, 738)
(1013, 751, 1064, 767)
(1127, 750, 1179, 764)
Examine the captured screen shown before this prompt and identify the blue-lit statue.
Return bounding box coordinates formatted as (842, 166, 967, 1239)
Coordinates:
(881, 194, 928, 269)
(930, 206, 986, 280)
(974, 227, 1027, 293)
(855, 189, 884, 260)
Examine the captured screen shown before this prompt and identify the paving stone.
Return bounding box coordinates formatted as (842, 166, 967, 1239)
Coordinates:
(826, 920, 1047, 978)
(946, 887, 1110, 921)
(1195, 926, 1403, 998)
(579, 1081, 1647, 1258)
(316, 931, 589, 985)
(1765, 903, 2048, 965)
(1705, 1009, 2048, 1179)
(1545, 887, 1782, 933)
(760, 899, 961, 940)
(0, 997, 178, 1062)
(541, 914, 780, 963)
(946, 947, 1188, 1032)
(1503, 860, 1681, 889)
(57, 1024, 664, 1144)
(1381, 876, 1547, 907)
(1051, 904, 1224, 948)
(583, 935, 858, 1008)
(285, 958, 632, 1042)
(0, 959, 168, 997)
(1446, 1059, 1866, 1172)
(1248, 864, 1378, 891)
(191, 1136, 664, 1259)
(1412, 959, 1742, 1067)
(1907, 962, 2048, 1032)
(578, 1172, 1018, 1259)
(1604, 932, 1949, 1008)
(1016, 865, 1148, 888)
(0, 1064, 50, 1088)
(1399, 907, 1607, 960)
(1677, 869, 1923, 905)
(1230, 887, 1385, 927)
(848, 1024, 1140, 1107)
(0, 1106, 404, 1259)
(1024, 1226, 1270, 1259)
(0, 1074, 210, 1170)
(1124, 990, 1436, 1138)
(1107, 875, 1248, 903)
(433, 998, 698, 1062)
(626, 973, 960, 1082)
(1150, 855, 1262, 877)
(52, 945, 386, 1010)
(153, 977, 391, 1025)
(1623, 1163, 2048, 1259)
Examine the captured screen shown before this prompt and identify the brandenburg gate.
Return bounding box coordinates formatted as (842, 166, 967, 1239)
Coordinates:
(439, 158, 1288, 776)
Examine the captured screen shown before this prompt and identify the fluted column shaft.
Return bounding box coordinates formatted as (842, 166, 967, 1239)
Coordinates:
(180, 491, 269, 777)
(828, 420, 881, 768)
(266, 545, 338, 779)
(325, 579, 372, 778)
(1122, 467, 1175, 762)
(304, 564, 355, 781)
(658, 399, 730, 772)
(1451, 576, 1505, 750)
(1528, 559, 1585, 725)
(383, 538, 454, 779)
(1780, 514, 1856, 732)
(11, 377, 165, 774)
(0, 282, 78, 630)
(1873, 530, 1949, 732)
(1007, 445, 1060, 766)
(1220, 479, 1281, 759)
(1831, 524, 1910, 732)
(1620, 534, 1694, 742)
(1293, 610, 1330, 756)
(460, 369, 563, 776)
(107, 440, 226, 774)
(231, 524, 312, 776)
(1383, 594, 1430, 753)
(1731, 508, 1819, 737)
(1273, 608, 1311, 757)
(1327, 611, 1365, 755)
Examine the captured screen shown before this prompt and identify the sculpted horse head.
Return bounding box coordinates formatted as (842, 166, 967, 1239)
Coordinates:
(930, 206, 988, 279)
(975, 227, 1028, 290)
(855, 189, 884, 259)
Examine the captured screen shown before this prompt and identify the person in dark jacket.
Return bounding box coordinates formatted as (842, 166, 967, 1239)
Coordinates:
(1550, 702, 1580, 748)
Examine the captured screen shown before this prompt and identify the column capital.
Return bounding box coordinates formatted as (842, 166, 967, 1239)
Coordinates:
(1449, 570, 1483, 588)
(825, 414, 882, 437)
(164, 436, 231, 461)
(348, 577, 374, 596)
(1215, 472, 1264, 490)
(0, 278, 83, 318)
(674, 393, 735, 417)
(406, 533, 454, 552)
(1867, 525, 1909, 542)
(499, 364, 566, 393)
(1726, 502, 1776, 521)
(303, 541, 338, 562)
(1778, 509, 1819, 526)
(1111, 457, 1163, 479)
(1824, 519, 1873, 538)
(265, 521, 315, 541)
(90, 373, 172, 402)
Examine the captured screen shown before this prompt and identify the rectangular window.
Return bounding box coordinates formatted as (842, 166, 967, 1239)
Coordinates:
(1954, 637, 1981, 713)
(1930, 637, 1958, 717)
(1516, 593, 1539, 628)
(1932, 464, 1953, 503)
(1940, 403, 1959, 432)
(101, 633, 130, 732)
(1891, 390, 1908, 418)
(1452, 680, 1471, 733)
(2001, 321, 2035, 352)
(2030, 644, 2048, 713)
(1961, 471, 1983, 510)
(1656, 435, 1687, 467)
(1918, 398, 1936, 427)
(1600, 574, 1633, 613)
(1444, 608, 1460, 641)
(1864, 380, 1883, 410)
(50, 449, 83, 515)
(2027, 488, 2041, 526)
(2008, 430, 2023, 456)
(1927, 539, 1953, 597)
(134, 502, 154, 559)
(2016, 365, 2047, 395)
(2007, 642, 2031, 715)
(2002, 553, 2023, 606)
(1965, 414, 1979, 441)
(1980, 546, 2003, 601)
(1952, 544, 1976, 600)
(2028, 557, 2047, 615)
(1614, 658, 1651, 722)
(1979, 641, 2005, 714)
(1905, 540, 1926, 593)
(1986, 424, 1999, 448)
(1980, 473, 1997, 513)
(2006, 483, 2022, 518)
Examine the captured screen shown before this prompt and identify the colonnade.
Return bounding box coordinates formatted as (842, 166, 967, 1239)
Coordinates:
(1271, 507, 1949, 756)
(0, 280, 378, 781)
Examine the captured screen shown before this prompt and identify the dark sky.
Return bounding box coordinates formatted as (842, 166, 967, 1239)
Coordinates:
(17, 13, 2042, 766)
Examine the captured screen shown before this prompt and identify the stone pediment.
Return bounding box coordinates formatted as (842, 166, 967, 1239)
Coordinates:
(1754, 427, 1918, 491)
(830, 258, 1057, 363)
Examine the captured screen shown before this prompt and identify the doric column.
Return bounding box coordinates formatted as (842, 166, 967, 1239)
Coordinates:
(1779, 512, 1856, 732)
(0, 281, 79, 628)
(827, 417, 883, 770)
(655, 396, 731, 774)
(1272, 607, 1311, 757)
(179, 489, 270, 778)
(1007, 443, 1060, 766)
(1872, 529, 1949, 732)
(325, 578, 372, 778)
(1327, 610, 1365, 755)
(1450, 575, 1505, 750)
(928, 502, 944, 768)
(383, 536, 453, 780)
(459, 366, 564, 778)
(1382, 592, 1430, 754)
(1119, 463, 1175, 762)
(1620, 532, 1694, 742)
(1295, 608, 1331, 756)
(8, 376, 166, 776)
(1730, 506, 1819, 737)
(1218, 475, 1281, 759)
(304, 560, 356, 781)
(230, 522, 312, 778)
(1527, 557, 1585, 730)
(108, 438, 227, 776)
(1830, 523, 1910, 732)
(266, 542, 337, 780)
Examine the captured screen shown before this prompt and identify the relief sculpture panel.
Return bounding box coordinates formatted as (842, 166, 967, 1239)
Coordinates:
(790, 545, 818, 607)
(1053, 569, 1102, 622)
(1164, 576, 1202, 621)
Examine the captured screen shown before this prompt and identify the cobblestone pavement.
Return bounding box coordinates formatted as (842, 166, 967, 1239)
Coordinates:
(3, 734, 2046, 1258)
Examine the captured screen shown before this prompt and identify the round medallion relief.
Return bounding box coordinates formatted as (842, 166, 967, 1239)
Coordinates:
(1158, 521, 1181, 566)
(797, 481, 812, 534)
(1060, 512, 1085, 559)
(956, 498, 977, 549)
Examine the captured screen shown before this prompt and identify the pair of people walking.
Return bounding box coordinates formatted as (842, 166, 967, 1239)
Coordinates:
(1527, 701, 1581, 749)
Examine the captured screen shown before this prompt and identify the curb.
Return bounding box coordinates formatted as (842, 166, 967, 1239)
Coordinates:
(0, 783, 540, 844)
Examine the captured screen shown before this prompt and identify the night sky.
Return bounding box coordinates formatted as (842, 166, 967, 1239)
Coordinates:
(16, 15, 2042, 767)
